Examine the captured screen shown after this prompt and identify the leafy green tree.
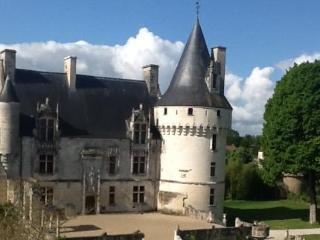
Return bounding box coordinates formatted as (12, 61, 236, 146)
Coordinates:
(227, 129, 241, 147)
(262, 61, 320, 224)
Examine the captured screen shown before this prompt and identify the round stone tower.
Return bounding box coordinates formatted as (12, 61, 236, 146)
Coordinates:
(155, 19, 232, 220)
(0, 76, 20, 177)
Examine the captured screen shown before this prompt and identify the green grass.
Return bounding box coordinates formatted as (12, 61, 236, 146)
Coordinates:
(305, 235, 320, 240)
(224, 199, 320, 229)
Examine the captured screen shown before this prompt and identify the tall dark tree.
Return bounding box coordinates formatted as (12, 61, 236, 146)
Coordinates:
(262, 61, 320, 224)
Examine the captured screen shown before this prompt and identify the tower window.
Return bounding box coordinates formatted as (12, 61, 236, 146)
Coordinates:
(217, 110, 221, 117)
(132, 156, 146, 175)
(109, 186, 115, 206)
(133, 123, 147, 144)
(209, 188, 215, 206)
(164, 108, 167, 115)
(108, 156, 117, 175)
(210, 162, 216, 177)
(188, 108, 193, 115)
(211, 134, 217, 150)
(133, 185, 145, 204)
(39, 154, 54, 174)
(40, 187, 53, 206)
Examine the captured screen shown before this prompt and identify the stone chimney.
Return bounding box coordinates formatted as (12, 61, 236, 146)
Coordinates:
(0, 49, 16, 82)
(212, 47, 226, 95)
(64, 56, 77, 91)
(143, 64, 160, 97)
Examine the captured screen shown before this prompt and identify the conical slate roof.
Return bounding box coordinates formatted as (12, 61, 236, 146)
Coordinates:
(157, 18, 212, 106)
(0, 76, 19, 103)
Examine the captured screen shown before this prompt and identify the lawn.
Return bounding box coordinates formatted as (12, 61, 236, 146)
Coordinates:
(224, 200, 320, 229)
(305, 235, 320, 240)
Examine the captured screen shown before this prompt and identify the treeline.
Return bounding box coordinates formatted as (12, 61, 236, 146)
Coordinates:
(225, 129, 280, 200)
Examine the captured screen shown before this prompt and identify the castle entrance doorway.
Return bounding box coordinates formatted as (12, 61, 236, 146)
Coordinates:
(85, 195, 96, 214)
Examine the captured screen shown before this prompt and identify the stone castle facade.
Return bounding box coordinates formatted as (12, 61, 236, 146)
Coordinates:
(0, 19, 232, 221)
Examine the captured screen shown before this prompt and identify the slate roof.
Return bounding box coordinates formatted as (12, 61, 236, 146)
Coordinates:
(156, 18, 231, 109)
(0, 76, 19, 103)
(14, 69, 156, 139)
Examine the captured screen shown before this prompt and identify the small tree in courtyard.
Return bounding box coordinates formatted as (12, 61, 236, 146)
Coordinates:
(262, 61, 320, 224)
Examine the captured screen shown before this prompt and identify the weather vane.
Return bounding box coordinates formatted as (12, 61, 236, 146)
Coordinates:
(196, 1, 200, 17)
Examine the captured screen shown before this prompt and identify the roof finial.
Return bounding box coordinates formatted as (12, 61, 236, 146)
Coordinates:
(196, 1, 200, 17)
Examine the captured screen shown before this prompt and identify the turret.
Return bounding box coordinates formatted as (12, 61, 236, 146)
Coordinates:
(0, 76, 20, 177)
(155, 18, 232, 221)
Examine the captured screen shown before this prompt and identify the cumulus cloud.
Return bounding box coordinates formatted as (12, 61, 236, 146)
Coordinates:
(0, 28, 184, 92)
(277, 52, 320, 71)
(225, 67, 275, 135)
(4, 28, 317, 136)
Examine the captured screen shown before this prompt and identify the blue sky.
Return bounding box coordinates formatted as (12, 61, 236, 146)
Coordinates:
(1, 0, 319, 135)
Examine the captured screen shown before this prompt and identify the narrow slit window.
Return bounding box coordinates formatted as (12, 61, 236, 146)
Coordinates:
(164, 108, 167, 115)
(210, 162, 216, 177)
(211, 134, 217, 150)
(209, 188, 215, 205)
(188, 108, 193, 115)
(217, 110, 221, 117)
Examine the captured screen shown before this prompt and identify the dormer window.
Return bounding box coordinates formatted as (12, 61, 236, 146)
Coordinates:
(36, 98, 58, 143)
(133, 123, 147, 144)
(188, 108, 193, 116)
(39, 118, 55, 142)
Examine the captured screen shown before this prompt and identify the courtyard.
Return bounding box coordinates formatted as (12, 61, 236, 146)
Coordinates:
(61, 212, 216, 240)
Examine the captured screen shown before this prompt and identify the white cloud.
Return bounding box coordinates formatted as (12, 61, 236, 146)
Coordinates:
(0, 28, 184, 92)
(3, 29, 318, 136)
(226, 67, 275, 135)
(277, 52, 320, 71)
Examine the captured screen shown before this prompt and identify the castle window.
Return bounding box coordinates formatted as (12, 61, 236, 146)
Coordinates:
(210, 162, 216, 177)
(164, 108, 167, 115)
(209, 188, 215, 206)
(188, 108, 193, 115)
(109, 186, 115, 206)
(217, 110, 221, 117)
(38, 118, 55, 142)
(133, 185, 145, 204)
(108, 156, 117, 175)
(40, 187, 53, 206)
(132, 156, 146, 175)
(39, 154, 54, 174)
(133, 123, 147, 144)
(211, 134, 217, 150)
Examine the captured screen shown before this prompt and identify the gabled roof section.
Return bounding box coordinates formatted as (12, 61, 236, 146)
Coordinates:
(0, 76, 19, 103)
(157, 18, 212, 107)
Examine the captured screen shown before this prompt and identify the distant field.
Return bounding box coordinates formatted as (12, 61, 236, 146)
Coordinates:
(224, 200, 320, 229)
